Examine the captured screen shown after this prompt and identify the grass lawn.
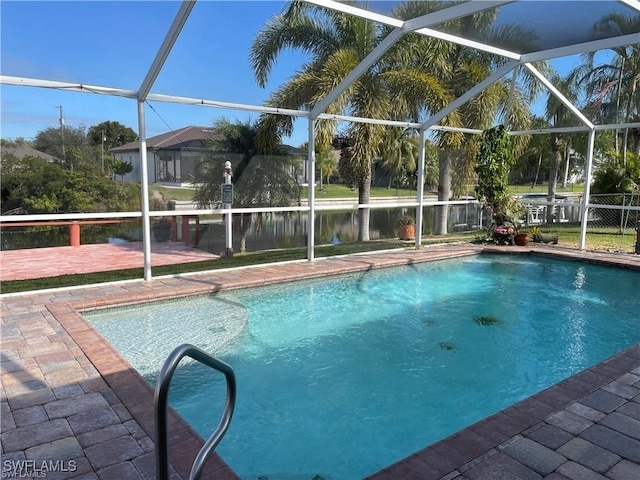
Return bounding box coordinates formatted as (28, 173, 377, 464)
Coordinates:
(307, 184, 428, 198)
(151, 183, 583, 203)
(522, 223, 636, 251)
(509, 184, 584, 195)
(150, 185, 197, 202)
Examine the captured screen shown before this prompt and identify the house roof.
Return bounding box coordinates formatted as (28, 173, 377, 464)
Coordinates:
(111, 126, 222, 152)
(111, 125, 307, 155)
(1, 143, 59, 163)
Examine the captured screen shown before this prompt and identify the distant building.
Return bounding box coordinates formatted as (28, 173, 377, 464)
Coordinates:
(1, 142, 59, 163)
(110, 125, 308, 185)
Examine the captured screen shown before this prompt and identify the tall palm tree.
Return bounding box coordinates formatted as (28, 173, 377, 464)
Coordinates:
(250, 0, 453, 241)
(193, 118, 299, 252)
(388, 1, 541, 234)
(516, 116, 553, 188)
(575, 13, 640, 163)
(543, 72, 580, 221)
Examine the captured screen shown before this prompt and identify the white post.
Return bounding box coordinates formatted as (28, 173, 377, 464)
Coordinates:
(307, 118, 316, 261)
(578, 129, 596, 251)
(224, 161, 233, 257)
(415, 129, 427, 248)
(137, 100, 153, 281)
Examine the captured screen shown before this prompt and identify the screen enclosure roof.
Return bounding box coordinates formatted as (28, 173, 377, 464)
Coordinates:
(1, 0, 639, 139)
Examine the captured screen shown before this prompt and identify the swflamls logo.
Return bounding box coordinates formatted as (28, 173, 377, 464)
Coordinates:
(2, 460, 77, 478)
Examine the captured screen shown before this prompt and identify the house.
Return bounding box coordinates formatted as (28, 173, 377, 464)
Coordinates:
(110, 125, 308, 185)
(1, 142, 59, 164)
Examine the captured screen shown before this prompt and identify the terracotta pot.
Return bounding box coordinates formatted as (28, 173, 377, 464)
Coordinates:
(514, 233, 530, 246)
(399, 224, 415, 240)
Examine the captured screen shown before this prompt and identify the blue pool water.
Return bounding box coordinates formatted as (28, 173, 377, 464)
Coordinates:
(86, 255, 640, 479)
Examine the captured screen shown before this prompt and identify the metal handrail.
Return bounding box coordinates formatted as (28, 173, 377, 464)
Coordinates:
(154, 344, 236, 480)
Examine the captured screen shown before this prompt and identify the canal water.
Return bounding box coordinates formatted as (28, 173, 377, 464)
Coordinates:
(1, 205, 483, 253)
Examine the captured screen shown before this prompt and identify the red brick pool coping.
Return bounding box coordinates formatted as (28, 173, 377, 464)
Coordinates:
(2, 244, 639, 479)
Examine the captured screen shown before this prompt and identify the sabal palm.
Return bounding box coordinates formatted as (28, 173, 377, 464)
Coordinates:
(250, 0, 452, 241)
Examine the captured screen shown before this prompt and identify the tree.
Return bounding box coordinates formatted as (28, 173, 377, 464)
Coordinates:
(575, 13, 640, 162)
(192, 118, 300, 252)
(250, 0, 453, 241)
(299, 141, 338, 190)
(543, 72, 580, 221)
(512, 116, 552, 187)
(316, 145, 338, 190)
(1, 155, 139, 214)
(111, 159, 134, 181)
(34, 125, 90, 170)
(87, 121, 138, 172)
(387, 1, 540, 235)
(87, 121, 137, 149)
(474, 125, 516, 216)
(380, 127, 418, 189)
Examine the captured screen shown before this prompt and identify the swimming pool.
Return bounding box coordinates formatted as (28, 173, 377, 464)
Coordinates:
(86, 255, 640, 479)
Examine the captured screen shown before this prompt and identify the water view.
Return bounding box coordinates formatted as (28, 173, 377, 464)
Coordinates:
(1, 205, 484, 253)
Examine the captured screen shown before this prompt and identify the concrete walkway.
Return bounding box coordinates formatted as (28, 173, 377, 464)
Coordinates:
(1, 245, 639, 479)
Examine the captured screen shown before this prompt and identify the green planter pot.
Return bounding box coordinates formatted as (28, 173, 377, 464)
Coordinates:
(533, 233, 558, 244)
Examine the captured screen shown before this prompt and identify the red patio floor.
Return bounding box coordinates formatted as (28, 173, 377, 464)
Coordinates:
(0, 242, 219, 282)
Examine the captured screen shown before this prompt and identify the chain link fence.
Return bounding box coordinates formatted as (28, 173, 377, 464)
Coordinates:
(519, 193, 639, 253)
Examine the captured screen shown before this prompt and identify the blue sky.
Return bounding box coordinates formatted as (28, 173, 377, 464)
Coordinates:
(1, 1, 313, 145)
(0, 1, 605, 148)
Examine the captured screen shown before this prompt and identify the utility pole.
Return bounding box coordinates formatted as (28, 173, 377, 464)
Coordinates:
(55, 105, 67, 168)
(101, 129, 106, 172)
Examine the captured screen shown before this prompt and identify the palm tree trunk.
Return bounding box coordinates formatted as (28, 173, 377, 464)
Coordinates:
(532, 151, 542, 188)
(547, 136, 562, 223)
(561, 140, 571, 188)
(435, 152, 451, 235)
(239, 213, 252, 252)
(357, 172, 371, 241)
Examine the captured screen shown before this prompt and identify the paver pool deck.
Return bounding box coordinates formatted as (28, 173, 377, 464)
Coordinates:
(1, 244, 639, 480)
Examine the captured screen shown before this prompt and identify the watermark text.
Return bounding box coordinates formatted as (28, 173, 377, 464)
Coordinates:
(2, 460, 77, 478)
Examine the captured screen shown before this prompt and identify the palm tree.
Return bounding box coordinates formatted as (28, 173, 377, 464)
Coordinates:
(575, 13, 640, 163)
(379, 127, 418, 189)
(387, 1, 541, 234)
(300, 142, 337, 190)
(250, 0, 453, 241)
(543, 72, 580, 221)
(193, 118, 300, 252)
(514, 116, 552, 188)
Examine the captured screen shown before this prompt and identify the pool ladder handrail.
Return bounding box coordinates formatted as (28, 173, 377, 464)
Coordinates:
(154, 344, 236, 480)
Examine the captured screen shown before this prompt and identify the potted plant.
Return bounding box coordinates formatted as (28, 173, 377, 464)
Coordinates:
(530, 226, 558, 244)
(514, 230, 530, 246)
(397, 215, 416, 240)
(529, 226, 541, 243)
(152, 218, 173, 242)
(474, 125, 525, 246)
